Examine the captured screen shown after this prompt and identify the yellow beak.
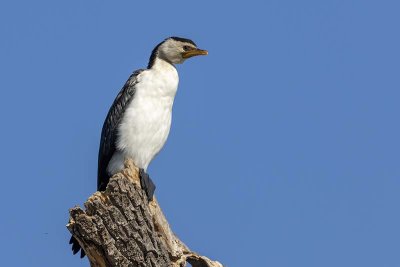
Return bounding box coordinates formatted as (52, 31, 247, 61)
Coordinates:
(182, 49, 208, 59)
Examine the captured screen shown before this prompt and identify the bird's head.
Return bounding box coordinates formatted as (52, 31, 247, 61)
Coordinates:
(149, 37, 208, 67)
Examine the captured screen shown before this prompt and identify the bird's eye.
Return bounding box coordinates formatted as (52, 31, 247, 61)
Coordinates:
(183, 45, 192, 51)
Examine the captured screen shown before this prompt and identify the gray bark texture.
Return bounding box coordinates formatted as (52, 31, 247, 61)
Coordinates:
(67, 159, 223, 267)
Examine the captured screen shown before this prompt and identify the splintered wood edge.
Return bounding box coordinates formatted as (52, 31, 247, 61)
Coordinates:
(121, 158, 141, 186)
(67, 207, 108, 267)
(185, 252, 224, 267)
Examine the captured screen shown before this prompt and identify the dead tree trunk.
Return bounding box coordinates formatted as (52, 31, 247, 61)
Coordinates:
(67, 159, 223, 267)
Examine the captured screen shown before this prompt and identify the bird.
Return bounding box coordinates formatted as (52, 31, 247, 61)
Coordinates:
(70, 36, 207, 258)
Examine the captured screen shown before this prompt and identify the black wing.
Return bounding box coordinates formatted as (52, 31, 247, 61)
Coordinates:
(97, 69, 144, 191)
(70, 70, 144, 258)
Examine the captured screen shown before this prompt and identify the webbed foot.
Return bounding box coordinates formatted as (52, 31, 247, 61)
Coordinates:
(139, 169, 156, 201)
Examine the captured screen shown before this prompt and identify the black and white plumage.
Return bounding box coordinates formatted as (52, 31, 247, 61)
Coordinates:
(96, 69, 143, 191)
(98, 36, 207, 193)
(70, 36, 207, 258)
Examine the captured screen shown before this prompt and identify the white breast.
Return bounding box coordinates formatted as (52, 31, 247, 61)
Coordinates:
(107, 59, 179, 174)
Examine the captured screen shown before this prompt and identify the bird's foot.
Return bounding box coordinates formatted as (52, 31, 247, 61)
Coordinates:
(139, 169, 156, 201)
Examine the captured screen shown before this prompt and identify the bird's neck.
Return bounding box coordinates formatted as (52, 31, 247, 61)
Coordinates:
(150, 57, 177, 73)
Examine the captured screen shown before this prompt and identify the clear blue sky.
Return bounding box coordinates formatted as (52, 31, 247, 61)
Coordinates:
(1, 1, 399, 266)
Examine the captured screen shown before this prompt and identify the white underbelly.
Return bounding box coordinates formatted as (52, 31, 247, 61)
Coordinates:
(116, 97, 172, 171)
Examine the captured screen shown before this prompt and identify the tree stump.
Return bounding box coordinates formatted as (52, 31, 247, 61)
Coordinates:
(67, 159, 223, 267)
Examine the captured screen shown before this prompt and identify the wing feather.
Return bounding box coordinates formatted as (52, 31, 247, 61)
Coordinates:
(97, 69, 144, 190)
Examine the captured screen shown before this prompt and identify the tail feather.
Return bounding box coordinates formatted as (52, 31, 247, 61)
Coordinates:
(69, 236, 86, 258)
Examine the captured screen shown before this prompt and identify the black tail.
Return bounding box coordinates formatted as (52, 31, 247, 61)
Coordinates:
(69, 236, 86, 258)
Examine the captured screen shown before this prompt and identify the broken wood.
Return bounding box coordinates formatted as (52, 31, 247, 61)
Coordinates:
(67, 159, 223, 267)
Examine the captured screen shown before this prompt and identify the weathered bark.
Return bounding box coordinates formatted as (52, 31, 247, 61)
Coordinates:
(67, 159, 223, 267)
